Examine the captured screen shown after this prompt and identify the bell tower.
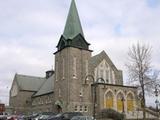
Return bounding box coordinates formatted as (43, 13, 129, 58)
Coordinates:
(54, 0, 92, 114)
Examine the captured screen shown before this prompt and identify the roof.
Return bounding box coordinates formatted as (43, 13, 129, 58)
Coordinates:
(93, 83, 138, 89)
(63, 0, 84, 39)
(15, 74, 45, 91)
(89, 50, 118, 71)
(33, 74, 54, 97)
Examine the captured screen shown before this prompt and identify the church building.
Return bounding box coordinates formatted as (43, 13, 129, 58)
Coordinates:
(9, 0, 138, 117)
(53, 0, 138, 115)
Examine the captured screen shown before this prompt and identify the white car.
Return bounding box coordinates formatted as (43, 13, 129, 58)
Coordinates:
(0, 112, 8, 120)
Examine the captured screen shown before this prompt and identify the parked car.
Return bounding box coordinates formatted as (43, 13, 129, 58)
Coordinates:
(7, 115, 18, 120)
(32, 112, 56, 120)
(25, 113, 40, 120)
(0, 112, 8, 120)
(71, 116, 94, 120)
(48, 112, 83, 120)
(16, 115, 26, 120)
(38, 112, 56, 120)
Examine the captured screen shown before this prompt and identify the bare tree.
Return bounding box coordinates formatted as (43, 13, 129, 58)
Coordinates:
(126, 42, 154, 120)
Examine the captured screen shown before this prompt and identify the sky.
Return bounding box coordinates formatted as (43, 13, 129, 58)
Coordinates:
(0, 0, 160, 107)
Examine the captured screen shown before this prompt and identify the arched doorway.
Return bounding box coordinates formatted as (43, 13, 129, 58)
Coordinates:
(105, 91, 114, 109)
(117, 92, 124, 112)
(56, 105, 62, 113)
(55, 100, 63, 113)
(127, 93, 134, 112)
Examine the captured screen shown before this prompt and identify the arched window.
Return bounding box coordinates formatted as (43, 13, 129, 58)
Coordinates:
(117, 92, 124, 112)
(96, 60, 111, 83)
(105, 91, 113, 109)
(127, 93, 134, 112)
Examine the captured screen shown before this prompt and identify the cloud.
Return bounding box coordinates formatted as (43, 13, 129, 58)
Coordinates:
(0, 0, 159, 107)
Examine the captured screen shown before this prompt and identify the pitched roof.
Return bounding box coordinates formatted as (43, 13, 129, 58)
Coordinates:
(15, 74, 45, 91)
(33, 74, 54, 97)
(89, 50, 118, 71)
(63, 0, 84, 39)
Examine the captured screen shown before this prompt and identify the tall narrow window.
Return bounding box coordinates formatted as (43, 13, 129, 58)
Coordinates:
(58, 88, 61, 98)
(85, 60, 88, 76)
(112, 71, 115, 84)
(105, 70, 109, 83)
(94, 68, 97, 80)
(56, 61, 58, 81)
(96, 68, 99, 79)
(73, 57, 77, 78)
(62, 58, 65, 79)
(100, 69, 103, 78)
(109, 68, 111, 83)
(109, 70, 112, 84)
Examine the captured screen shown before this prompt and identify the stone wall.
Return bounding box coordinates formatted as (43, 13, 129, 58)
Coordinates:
(54, 47, 92, 115)
(31, 93, 54, 113)
(10, 90, 34, 114)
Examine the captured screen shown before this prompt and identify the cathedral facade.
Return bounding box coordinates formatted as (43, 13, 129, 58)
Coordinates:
(9, 0, 138, 116)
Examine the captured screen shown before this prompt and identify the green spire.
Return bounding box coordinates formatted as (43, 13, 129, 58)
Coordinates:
(63, 0, 84, 39)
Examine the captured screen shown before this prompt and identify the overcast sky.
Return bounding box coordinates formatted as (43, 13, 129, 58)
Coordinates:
(0, 0, 160, 106)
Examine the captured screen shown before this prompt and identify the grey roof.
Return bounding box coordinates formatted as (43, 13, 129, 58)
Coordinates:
(33, 74, 54, 97)
(89, 50, 118, 71)
(15, 74, 45, 91)
(63, 0, 84, 39)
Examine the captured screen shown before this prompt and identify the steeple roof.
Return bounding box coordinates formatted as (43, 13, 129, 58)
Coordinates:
(63, 0, 84, 39)
(55, 0, 91, 53)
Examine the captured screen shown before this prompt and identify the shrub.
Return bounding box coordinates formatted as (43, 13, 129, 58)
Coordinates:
(97, 108, 125, 120)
